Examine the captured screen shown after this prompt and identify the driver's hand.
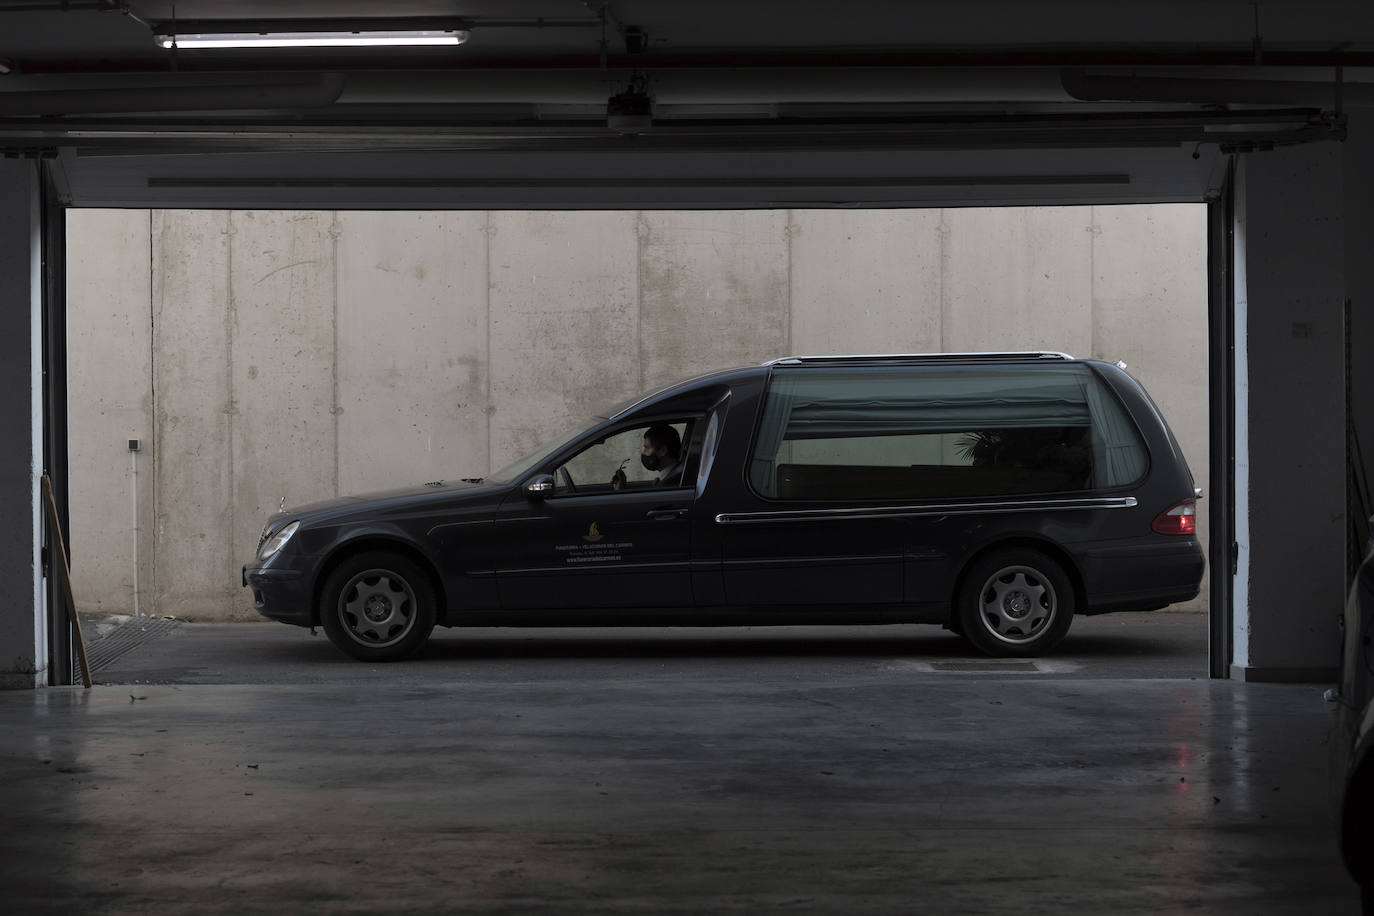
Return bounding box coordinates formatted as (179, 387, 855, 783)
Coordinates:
(611, 468, 626, 490)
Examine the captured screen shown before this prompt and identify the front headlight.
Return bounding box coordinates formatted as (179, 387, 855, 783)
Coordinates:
(257, 520, 300, 560)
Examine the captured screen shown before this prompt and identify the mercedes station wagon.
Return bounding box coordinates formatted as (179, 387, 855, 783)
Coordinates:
(244, 352, 1205, 661)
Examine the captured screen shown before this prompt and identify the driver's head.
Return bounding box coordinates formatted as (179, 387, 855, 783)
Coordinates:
(641, 425, 682, 470)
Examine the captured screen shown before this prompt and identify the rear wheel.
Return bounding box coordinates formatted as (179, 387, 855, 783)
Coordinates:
(320, 551, 436, 661)
(956, 549, 1074, 657)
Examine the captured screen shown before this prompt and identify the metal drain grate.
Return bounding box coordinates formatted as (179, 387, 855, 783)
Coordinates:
(930, 661, 1039, 672)
(83, 617, 183, 674)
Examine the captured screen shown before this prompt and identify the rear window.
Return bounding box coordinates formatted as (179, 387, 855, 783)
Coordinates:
(748, 364, 1147, 500)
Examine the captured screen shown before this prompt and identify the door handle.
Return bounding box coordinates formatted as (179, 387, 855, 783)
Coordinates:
(646, 507, 689, 520)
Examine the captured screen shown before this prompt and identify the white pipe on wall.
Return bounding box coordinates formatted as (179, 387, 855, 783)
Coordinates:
(130, 439, 142, 618)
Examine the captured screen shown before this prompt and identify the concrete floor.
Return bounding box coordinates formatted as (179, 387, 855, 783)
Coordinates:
(0, 614, 1358, 913)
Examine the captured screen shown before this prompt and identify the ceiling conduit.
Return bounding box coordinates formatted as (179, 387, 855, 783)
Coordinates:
(1, 68, 1368, 116)
(1061, 68, 1374, 108)
(0, 72, 345, 114)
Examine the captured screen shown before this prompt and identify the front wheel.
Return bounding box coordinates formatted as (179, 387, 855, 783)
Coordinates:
(320, 551, 437, 661)
(956, 549, 1074, 657)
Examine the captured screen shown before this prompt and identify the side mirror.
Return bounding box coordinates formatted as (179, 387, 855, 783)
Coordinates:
(526, 475, 555, 498)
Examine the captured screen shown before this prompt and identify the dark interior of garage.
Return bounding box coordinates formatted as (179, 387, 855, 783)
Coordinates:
(0, 1, 1371, 911)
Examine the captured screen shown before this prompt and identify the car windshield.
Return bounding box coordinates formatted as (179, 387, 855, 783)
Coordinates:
(486, 417, 603, 485)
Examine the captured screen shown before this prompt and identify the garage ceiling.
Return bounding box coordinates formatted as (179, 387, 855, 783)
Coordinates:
(1, 0, 1370, 208)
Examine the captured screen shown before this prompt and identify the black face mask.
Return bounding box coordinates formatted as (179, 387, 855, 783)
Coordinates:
(641, 453, 662, 472)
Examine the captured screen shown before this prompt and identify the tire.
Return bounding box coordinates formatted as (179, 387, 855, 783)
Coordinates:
(319, 550, 437, 661)
(956, 549, 1074, 657)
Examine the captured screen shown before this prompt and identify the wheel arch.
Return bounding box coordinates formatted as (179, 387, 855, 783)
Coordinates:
(951, 536, 1087, 622)
(311, 535, 449, 627)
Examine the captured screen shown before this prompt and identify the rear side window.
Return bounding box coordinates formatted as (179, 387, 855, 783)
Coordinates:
(748, 365, 1147, 500)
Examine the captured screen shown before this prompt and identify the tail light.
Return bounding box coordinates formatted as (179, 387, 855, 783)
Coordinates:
(1152, 499, 1197, 536)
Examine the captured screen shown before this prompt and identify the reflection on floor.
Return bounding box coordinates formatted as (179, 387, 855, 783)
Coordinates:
(1, 614, 1355, 914)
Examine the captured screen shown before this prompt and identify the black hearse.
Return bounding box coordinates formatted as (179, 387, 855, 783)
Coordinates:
(1335, 531, 1374, 909)
(244, 352, 1204, 661)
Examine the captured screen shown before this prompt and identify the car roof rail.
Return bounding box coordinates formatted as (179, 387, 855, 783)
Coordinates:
(761, 351, 1075, 366)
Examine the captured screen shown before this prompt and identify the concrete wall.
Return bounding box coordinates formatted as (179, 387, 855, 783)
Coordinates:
(68, 210, 153, 614)
(66, 205, 1209, 621)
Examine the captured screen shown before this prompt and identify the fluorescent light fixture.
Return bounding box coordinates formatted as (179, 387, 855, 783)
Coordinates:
(151, 18, 472, 50)
(156, 29, 468, 49)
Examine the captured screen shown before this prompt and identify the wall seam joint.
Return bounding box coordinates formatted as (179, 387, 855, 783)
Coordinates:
(786, 210, 794, 356)
(485, 210, 493, 475)
(938, 209, 948, 351)
(146, 210, 156, 617)
(332, 212, 341, 497)
(225, 211, 236, 618)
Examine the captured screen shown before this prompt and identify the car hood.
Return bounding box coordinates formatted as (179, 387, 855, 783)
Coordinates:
(272, 478, 499, 524)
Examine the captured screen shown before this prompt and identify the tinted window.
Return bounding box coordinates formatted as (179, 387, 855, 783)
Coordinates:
(748, 365, 1146, 500)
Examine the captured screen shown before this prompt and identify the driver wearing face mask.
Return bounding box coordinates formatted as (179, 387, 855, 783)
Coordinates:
(611, 424, 683, 490)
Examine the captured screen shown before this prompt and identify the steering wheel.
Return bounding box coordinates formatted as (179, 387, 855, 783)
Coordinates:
(558, 466, 577, 493)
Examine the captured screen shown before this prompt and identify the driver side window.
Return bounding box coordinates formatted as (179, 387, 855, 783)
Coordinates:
(553, 421, 690, 496)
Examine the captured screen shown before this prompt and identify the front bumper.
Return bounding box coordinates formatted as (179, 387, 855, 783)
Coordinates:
(242, 554, 318, 627)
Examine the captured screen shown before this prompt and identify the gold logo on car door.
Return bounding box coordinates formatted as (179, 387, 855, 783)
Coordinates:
(582, 522, 604, 543)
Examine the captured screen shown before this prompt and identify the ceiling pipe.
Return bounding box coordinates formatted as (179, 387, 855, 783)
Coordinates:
(1061, 68, 1374, 108)
(336, 68, 1078, 105)
(14, 48, 1374, 78)
(14, 66, 1370, 110)
(0, 68, 1078, 114)
(0, 4, 600, 26)
(0, 0, 124, 10)
(0, 72, 344, 114)
(3, 67, 1372, 116)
